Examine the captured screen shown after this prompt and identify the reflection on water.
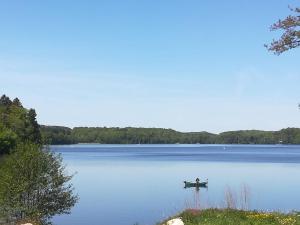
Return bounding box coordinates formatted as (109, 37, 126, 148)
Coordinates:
(51, 144, 300, 225)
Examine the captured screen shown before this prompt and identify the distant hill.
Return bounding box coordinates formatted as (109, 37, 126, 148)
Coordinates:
(40, 125, 300, 145)
(2, 94, 299, 147)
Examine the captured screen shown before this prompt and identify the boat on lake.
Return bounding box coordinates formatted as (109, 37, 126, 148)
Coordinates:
(184, 178, 208, 188)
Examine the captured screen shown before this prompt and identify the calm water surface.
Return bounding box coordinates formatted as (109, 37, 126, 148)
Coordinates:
(51, 144, 300, 225)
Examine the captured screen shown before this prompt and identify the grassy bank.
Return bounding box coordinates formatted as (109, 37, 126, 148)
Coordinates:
(160, 209, 300, 225)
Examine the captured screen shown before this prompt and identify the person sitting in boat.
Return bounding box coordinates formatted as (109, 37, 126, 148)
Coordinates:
(196, 178, 200, 184)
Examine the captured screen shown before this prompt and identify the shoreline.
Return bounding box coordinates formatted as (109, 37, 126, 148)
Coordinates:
(48, 143, 300, 146)
(159, 208, 300, 225)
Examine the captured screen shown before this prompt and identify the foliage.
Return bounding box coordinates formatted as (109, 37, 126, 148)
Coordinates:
(0, 95, 78, 224)
(266, 6, 300, 54)
(41, 126, 300, 145)
(160, 209, 300, 225)
(0, 143, 78, 224)
(0, 125, 17, 155)
(41, 126, 216, 144)
(40, 126, 75, 145)
(0, 94, 41, 155)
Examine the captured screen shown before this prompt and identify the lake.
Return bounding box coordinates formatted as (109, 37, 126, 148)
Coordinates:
(51, 144, 300, 225)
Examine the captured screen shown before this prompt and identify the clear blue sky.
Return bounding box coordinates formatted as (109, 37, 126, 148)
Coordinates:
(1, 0, 300, 133)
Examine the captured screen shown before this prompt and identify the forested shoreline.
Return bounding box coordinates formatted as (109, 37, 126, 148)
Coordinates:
(41, 125, 300, 145)
(2, 92, 299, 147)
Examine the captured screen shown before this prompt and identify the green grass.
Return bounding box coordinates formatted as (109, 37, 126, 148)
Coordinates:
(160, 209, 300, 225)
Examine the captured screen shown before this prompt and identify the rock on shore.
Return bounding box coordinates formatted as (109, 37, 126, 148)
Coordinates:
(165, 218, 184, 225)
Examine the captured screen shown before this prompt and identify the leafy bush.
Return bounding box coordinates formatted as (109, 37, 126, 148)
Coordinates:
(0, 143, 78, 224)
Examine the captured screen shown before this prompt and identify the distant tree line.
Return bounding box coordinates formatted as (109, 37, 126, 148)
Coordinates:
(41, 126, 300, 145)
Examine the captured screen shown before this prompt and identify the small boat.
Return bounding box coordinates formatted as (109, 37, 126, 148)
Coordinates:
(184, 180, 208, 188)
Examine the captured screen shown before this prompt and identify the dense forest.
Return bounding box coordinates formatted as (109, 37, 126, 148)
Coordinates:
(0, 95, 41, 155)
(41, 125, 300, 145)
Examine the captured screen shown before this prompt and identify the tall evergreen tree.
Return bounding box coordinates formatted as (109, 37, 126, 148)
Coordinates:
(26, 108, 42, 143)
(12, 98, 22, 107)
(0, 95, 12, 106)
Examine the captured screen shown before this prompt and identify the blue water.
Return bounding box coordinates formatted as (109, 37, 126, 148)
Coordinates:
(51, 144, 300, 225)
